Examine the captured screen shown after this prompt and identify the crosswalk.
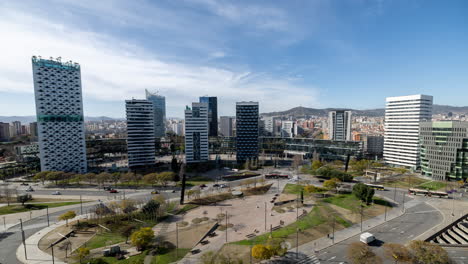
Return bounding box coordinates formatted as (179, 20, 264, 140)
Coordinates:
(282, 252, 320, 264)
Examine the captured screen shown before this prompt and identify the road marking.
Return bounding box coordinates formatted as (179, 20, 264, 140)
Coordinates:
(328, 256, 336, 261)
(408, 234, 414, 239)
(405, 210, 439, 214)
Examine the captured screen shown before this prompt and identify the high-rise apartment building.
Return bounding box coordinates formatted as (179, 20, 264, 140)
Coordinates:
(328, 110, 352, 141)
(32, 56, 87, 173)
(220, 116, 234, 137)
(420, 121, 468, 181)
(199, 96, 218, 137)
(30, 122, 38, 141)
(236, 102, 259, 163)
(185, 102, 209, 163)
(12, 121, 22, 135)
(0, 122, 10, 141)
(145, 89, 166, 138)
(126, 99, 155, 168)
(281, 121, 296, 138)
(383, 94, 433, 168)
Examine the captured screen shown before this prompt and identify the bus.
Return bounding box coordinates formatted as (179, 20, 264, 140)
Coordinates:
(364, 183, 385, 190)
(408, 188, 448, 198)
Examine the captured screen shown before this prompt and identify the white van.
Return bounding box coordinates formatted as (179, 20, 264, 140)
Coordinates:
(360, 232, 375, 244)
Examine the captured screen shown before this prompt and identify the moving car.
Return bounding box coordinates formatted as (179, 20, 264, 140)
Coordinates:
(360, 232, 375, 244)
(109, 189, 118, 193)
(51, 191, 61, 195)
(213, 184, 220, 188)
(151, 190, 159, 194)
(219, 184, 227, 188)
(26, 186, 34, 192)
(20, 182, 29, 186)
(200, 184, 207, 188)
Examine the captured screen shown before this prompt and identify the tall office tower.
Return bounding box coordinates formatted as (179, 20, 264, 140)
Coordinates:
(32, 56, 87, 173)
(281, 121, 296, 138)
(199, 96, 218, 136)
(366, 135, 384, 157)
(145, 89, 166, 138)
(0, 122, 10, 141)
(220, 116, 234, 137)
(420, 121, 468, 181)
(12, 121, 22, 135)
(185, 102, 209, 163)
(264, 116, 281, 136)
(236, 102, 259, 163)
(328, 110, 352, 141)
(29, 122, 38, 141)
(383, 94, 433, 168)
(126, 99, 155, 169)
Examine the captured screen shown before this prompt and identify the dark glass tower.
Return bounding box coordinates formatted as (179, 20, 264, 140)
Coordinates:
(236, 102, 259, 163)
(199, 96, 218, 137)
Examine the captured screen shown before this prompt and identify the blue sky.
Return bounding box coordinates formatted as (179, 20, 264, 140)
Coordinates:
(0, 0, 467, 118)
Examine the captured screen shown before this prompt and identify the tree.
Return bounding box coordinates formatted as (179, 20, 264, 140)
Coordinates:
(121, 225, 136, 243)
(143, 173, 158, 187)
(251, 244, 273, 260)
(394, 167, 408, 175)
(130, 227, 154, 250)
(311, 160, 323, 170)
(17, 194, 32, 206)
(352, 183, 375, 204)
(83, 173, 96, 185)
(142, 199, 160, 215)
(157, 172, 174, 187)
(110, 173, 120, 185)
(47, 171, 64, 185)
(120, 172, 134, 185)
(96, 172, 111, 187)
(383, 243, 411, 264)
(59, 211, 76, 226)
(408, 240, 449, 264)
(76, 247, 90, 263)
(347, 242, 382, 264)
(34, 171, 50, 184)
(323, 178, 341, 193)
(120, 199, 137, 214)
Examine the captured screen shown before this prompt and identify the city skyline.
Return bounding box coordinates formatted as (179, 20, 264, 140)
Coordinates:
(1, 0, 468, 118)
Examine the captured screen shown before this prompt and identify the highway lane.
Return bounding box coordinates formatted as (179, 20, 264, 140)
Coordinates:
(316, 201, 443, 263)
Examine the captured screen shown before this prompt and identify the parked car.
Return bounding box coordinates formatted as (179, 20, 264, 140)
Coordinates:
(360, 232, 375, 244)
(109, 189, 118, 193)
(26, 187, 34, 192)
(51, 191, 61, 195)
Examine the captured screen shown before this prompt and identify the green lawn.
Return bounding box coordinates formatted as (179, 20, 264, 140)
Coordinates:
(234, 205, 326, 246)
(0, 201, 83, 215)
(283, 183, 304, 195)
(322, 194, 362, 210)
(417, 181, 446, 191)
(84, 231, 126, 249)
(151, 248, 190, 264)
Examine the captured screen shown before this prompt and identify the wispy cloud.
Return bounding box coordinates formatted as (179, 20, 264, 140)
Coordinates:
(0, 3, 320, 117)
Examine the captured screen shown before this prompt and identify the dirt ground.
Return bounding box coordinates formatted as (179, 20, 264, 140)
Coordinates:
(38, 220, 95, 261)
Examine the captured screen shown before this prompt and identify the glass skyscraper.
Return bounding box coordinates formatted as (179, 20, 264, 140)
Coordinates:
(236, 102, 259, 163)
(199, 96, 218, 137)
(145, 89, 166, 138)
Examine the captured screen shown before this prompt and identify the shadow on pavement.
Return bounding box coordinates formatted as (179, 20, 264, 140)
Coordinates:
(0, 232, 15, 242)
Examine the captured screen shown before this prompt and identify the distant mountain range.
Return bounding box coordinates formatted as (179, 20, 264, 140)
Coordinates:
(0, 116, 124, 123)
(261, 105, 468, 117)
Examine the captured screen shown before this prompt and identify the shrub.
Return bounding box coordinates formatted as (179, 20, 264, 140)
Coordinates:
(352, 183, 374, 204)
(130, 227, 154, 250)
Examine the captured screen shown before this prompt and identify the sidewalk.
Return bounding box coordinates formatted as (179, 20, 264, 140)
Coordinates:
(15, 214, 89, 264)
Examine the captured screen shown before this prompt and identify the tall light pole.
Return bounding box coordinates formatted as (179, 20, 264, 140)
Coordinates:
(264, 202, 267, 231)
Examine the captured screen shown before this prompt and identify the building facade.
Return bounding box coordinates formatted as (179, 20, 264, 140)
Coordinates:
(420, 121, 468, 181)
(185, 102, 209, 163)
(281, 121, 296, 138)
(29, 122, 38, 141)
(236, 102, 259, 163)
(0, 122, 10, 141)
(264, 116, 281, 136)
(220, 116, 234, 137)
(145, 89, 166, 138)
(125, 99, 155, 168)
(366, 135, 384, 157)
(383, 94, 433, 168)
(199, 96, 218, 137)
(328, 110, 352, 141)
(32, 56, 87, 173)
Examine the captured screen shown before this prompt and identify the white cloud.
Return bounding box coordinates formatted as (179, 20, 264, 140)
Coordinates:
(0, 3, 320, 117)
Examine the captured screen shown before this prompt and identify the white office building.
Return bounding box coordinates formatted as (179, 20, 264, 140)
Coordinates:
(281, 121, 296, 138)
(329, 110, 352, 141)
(185, 102, 209, 163)
(126, 99, 156, 168)
(32, 56, 87, 173)
(383, 94, 433, 168)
